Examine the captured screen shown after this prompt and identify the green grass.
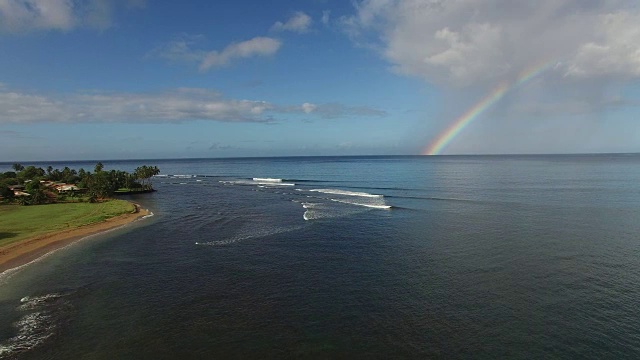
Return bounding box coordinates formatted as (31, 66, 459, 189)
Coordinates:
(0, 200, 135, 248)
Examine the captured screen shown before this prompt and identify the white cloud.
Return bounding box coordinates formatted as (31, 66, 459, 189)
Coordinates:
(0, 0, 76, 32)
(301, 102, 317, 113)
(293, 102, 386, 118)
(199, 37, 282, 71)
(343, 0, 640, 86)
(156, 11, 315, 71)
(566, 12, 640, 78)
(0, 0, 145, 33)
(271, 11, 312, 33)
(0, 88, 274, 123)
(0, 87, 384, 124)
(153, 35, 282, 71)
(321, 10, 330, 26)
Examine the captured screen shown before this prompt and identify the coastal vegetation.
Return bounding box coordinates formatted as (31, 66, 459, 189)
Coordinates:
(0, 163, 160, 205)
(0, 200, 135, 248)
(0, 163, 156, 264)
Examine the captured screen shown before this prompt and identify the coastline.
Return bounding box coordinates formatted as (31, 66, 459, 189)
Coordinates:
(0, 203, 150, 273)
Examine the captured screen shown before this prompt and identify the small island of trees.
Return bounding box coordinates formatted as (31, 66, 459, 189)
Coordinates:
(0, 163, 160, 205)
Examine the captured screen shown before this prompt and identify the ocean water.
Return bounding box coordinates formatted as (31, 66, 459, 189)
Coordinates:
(1, 155, 640, 359)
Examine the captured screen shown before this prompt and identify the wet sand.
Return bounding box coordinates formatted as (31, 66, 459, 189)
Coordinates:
(0, 203, 150, 273)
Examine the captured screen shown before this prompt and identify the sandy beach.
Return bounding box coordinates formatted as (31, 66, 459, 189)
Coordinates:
(0, 203, 150, 273)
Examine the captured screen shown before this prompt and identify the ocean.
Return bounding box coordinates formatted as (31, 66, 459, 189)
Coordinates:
(1, 155, 640, 359)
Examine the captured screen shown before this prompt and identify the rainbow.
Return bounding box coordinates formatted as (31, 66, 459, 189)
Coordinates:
(422, 61, 554, 155)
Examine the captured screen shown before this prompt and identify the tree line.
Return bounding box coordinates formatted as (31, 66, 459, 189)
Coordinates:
(0, 163, 159, 205)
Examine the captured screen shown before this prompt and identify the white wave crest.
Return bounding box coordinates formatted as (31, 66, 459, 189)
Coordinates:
(302, 202, 358, 221)
(330, 199, 391, 209)
(301, 202, 318, 209)
(257, 182, 294, 186)
(309, 189, 383, 198)
(301, 197, 390, 221)
(18, 294, 63, 311)
(301, 203, 317, 221)
(220, 180, 295, 186)
(252, 178, 282, 183)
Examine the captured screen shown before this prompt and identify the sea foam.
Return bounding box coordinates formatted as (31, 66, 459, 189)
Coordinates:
(252, 178, 282, 183)
(220, 180, 295, 186)
(0, 293, 71, 358)
(309, 189, 383, 198)
(301, 189, 391, 220)
(330, 199, 391, 209)
(196, 225, 303, 246)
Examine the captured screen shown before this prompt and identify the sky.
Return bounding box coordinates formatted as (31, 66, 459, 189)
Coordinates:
(1, 0, 639, 161)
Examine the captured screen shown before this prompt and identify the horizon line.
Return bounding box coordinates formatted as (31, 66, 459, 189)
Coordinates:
(2, 151, 639, 164)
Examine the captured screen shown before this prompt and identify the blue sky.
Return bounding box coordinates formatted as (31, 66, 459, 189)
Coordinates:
(1, 0, 639, 161)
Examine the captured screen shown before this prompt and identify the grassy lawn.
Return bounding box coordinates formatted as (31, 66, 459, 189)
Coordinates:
(0, 200, 135, 248)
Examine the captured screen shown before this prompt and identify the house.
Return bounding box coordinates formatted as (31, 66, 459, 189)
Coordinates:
(55, 184, 80, 192)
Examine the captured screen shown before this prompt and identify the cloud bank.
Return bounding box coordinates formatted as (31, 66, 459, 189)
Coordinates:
(0, 87, 384, 124)
(342, 0, 640, 87)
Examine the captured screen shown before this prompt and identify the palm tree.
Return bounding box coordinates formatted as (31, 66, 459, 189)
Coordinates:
(134, 166, 159, 190)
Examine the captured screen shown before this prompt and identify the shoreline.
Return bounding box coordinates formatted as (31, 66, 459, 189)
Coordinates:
(0, 202, 151, 274)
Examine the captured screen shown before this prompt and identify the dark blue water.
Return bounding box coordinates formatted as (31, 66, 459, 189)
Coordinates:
(1, 155, 640, 359)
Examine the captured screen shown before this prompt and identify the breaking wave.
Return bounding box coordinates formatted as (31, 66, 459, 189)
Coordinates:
(0, 293, 72, 359)
(300, 187, 392, 220)
(252, 178, 282, 183)
(17, 294, 64, 311)
(309, 189, 383, 198)
(302, 201, 364, 221)
(301, 197, 390, 220)
(220, 180, 295, 186)
(302, 202, 335, 221)
(330, 199, 392, 209)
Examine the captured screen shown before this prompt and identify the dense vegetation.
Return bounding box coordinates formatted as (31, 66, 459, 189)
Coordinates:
(0, 163, 159, 205)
